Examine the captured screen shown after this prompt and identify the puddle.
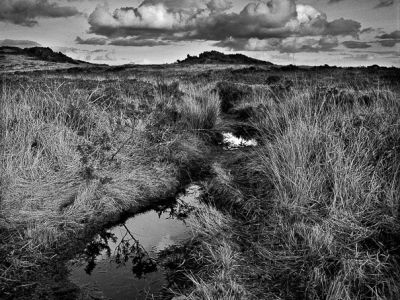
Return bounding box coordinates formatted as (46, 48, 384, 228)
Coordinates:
(222, 132, 258, 150)
(68, 184, 203, 300)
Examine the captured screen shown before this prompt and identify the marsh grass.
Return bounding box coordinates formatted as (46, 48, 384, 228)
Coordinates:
(179, 81, 400, 299)
(2, 68, 399, 299)
(0, 75, 220, 297)
(180, 85, 221, 131)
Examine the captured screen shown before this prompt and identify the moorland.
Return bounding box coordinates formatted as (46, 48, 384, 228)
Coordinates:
(1, 48, 400, 299)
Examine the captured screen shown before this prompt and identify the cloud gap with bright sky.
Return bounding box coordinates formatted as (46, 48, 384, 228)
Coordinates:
(0, 0, 399, 66)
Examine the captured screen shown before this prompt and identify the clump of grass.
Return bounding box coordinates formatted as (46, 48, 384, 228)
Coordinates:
(179, 85, 221, 131)
(182, 206, 248, 300)
(155, 80, 183, 101)
(0, 75, 218, 297)
(145, 82, 221, 145)
(178, 81, 400, 299)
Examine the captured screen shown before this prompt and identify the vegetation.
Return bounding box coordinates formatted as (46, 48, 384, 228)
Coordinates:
(0, 76, 217, 298)
(1, 61, 400, 299)
(178, 79, 400, 300)
(0, 46, 81, 64)
(177, 50, 273, 65)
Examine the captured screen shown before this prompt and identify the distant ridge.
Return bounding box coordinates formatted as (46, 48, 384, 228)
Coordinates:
(177, 51, 273, 65)
(0, 46, 78, 64)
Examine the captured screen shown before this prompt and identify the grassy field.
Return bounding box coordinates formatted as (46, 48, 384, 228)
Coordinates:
(1, 65, 400, 299)
(0, 73, 220, 298)
(176, 73, 400, 300)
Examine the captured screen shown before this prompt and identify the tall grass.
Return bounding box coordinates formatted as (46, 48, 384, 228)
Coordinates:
(0, 76, 220, 297)
(0, 78, 181, 247)
(180, 84, 221, 131)
(3, 70, 397, 299)
(182, 82, 400, 299)
(250, 85, 400, 299)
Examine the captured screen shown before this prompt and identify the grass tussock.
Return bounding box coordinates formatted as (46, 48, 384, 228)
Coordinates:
(180, 85, 221, 131)
(183, 207, 248, 300)
(0, 76, 220, 297)
(179, 82, 400, 300)
(2, 67, 400, 299)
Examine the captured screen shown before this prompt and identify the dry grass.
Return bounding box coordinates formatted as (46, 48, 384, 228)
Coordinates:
(179, 81, 400, 299)
(2, 67, 399, 299)
(0, 75, 220, 297)
(179, 84, 221, 131)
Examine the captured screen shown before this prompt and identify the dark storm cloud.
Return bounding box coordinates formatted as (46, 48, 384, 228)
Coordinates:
(378, 39, 400, 47)
(327, 0, 394, 8)
(203, 13, 359, 41)
(360, 27, 376, 34)
(87, 0, 308, 41)
(324, 18, 361, 37)
(342, 41, 371, 48)
(376, 30, 400, 47)
(377, 30, 400, 39)
(87, 0, 362, 45)
(109, 38, 171, 46)
(0, 39, 41, 47)
(75, 36, 108, 45)
(0, 0, 81, 26)
(374, 0, 394, 8)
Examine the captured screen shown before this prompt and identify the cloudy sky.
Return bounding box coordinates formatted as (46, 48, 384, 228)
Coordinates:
(0, 0, 399, 66)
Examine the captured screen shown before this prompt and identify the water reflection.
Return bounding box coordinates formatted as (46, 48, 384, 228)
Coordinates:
(82, 224, 159, 279)
(222, 132, 257, 150)
(68, 184, 202, 300)
(82, 231, 116, 275)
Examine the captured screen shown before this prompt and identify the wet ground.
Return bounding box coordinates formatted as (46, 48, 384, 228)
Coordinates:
(222, 132, 257, 150)
(68, 184, 203, 300)
(67, 132, 257, 299)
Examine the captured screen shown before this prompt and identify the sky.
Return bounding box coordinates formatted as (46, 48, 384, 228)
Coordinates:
(0, 0, 399, 66)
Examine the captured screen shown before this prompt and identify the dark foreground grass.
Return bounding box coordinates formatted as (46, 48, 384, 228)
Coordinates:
(0, 75, 220, 298)
(176, 81, 400, 299)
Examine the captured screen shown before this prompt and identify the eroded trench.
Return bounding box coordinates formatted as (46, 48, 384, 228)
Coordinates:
(67, 132, 257, 299)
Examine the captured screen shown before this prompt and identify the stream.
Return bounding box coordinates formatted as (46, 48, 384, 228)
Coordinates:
(67, 132, 257, 299)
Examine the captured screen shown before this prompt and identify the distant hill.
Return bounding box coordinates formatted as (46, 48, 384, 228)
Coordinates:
(177, 51, 273, 65)
(0, 46, 94, 73)
(0, 46, 78, 64)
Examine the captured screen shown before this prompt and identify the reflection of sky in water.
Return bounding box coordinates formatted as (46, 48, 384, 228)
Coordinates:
(223, 132, 257, 150)
(68, 184, 202, 300)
